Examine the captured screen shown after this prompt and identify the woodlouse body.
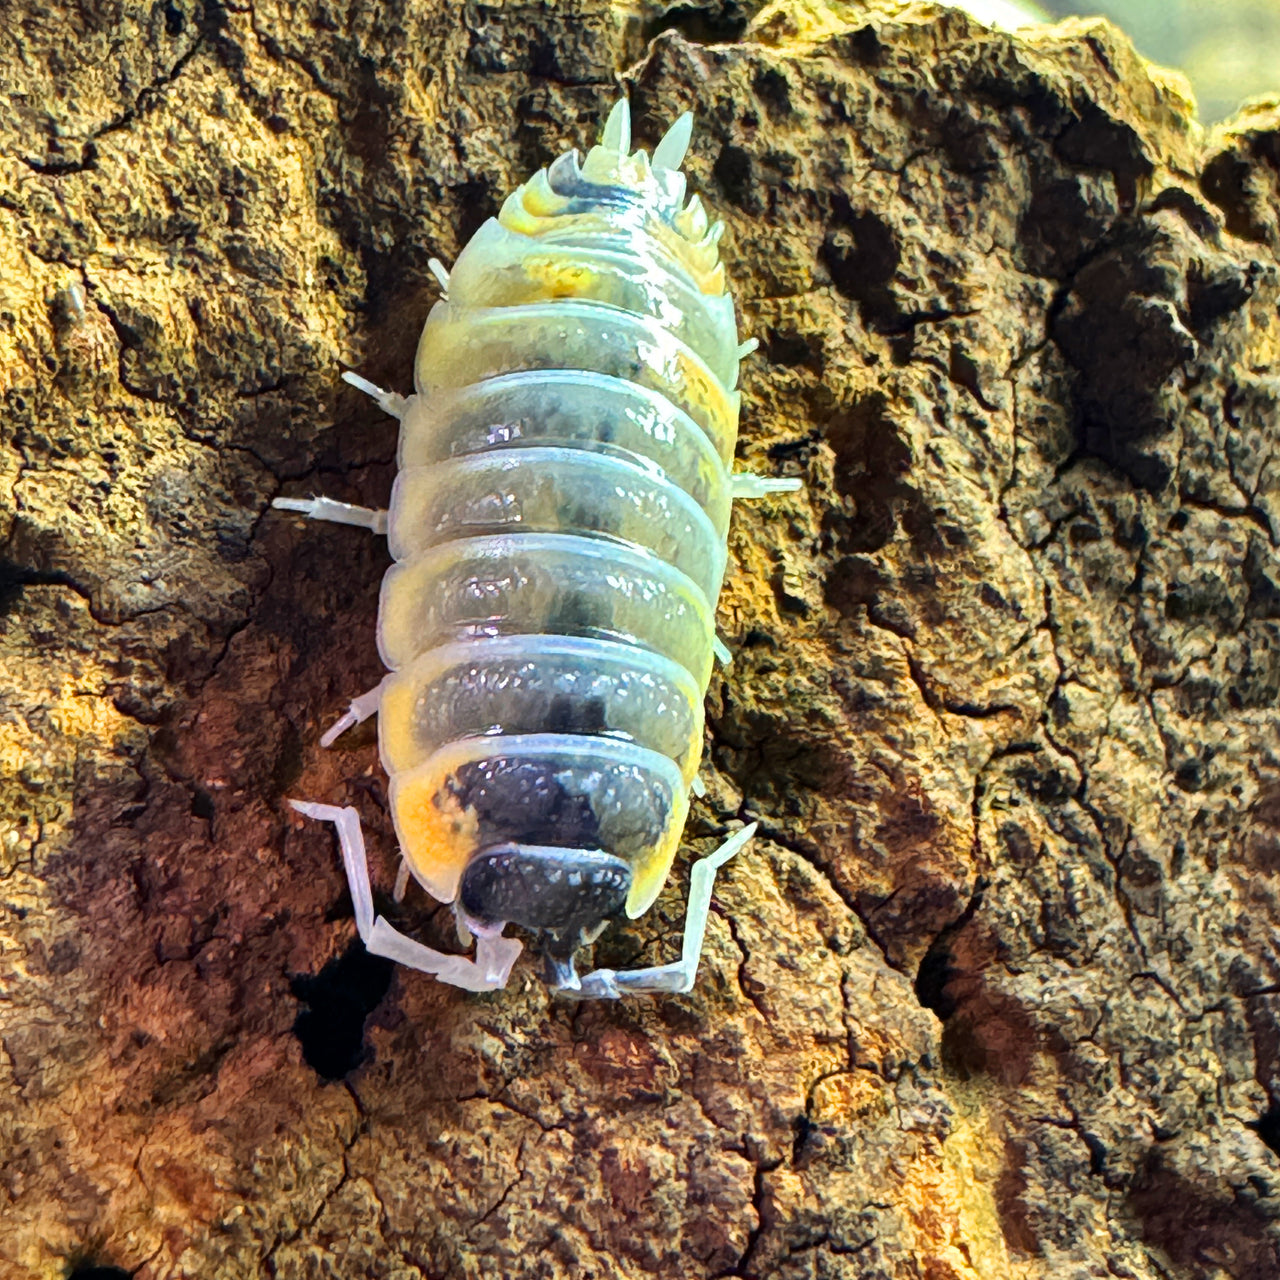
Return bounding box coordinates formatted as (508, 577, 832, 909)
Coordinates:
(278, 101, 796, 996)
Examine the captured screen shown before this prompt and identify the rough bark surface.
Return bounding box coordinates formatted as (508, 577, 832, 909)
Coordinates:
(3, 1, 1280, 1277)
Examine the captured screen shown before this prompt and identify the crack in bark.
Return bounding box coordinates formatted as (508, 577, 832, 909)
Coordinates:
(19, 28, 207, 176)
(746, 819, 874, 951)
(1178, 493, 1277, 545)
(466, 1137, 528, 1238)
(723, 912, 770, 1024)
(713, 1157, 784, 1280)
(260, 1082, 363, 1274)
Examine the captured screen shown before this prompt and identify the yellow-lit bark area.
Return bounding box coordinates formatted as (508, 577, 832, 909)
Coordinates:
(4, 2, 1280, 1279)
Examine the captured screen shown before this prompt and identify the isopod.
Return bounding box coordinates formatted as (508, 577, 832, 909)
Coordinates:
(275, 99, 800, 997)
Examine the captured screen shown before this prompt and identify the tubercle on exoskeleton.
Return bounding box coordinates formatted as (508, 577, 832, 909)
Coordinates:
(498, 100, 728, 297)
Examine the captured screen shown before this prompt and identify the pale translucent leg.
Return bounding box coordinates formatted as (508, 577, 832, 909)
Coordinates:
(393, 857, 411, 903)
(272, 369, 406, 532)
(571, 822, 757, 999)
(272, 495, 388, 533)
(289, 801, 522, 992)
(427, 257, 451, 293)
(732, 474, 804, 499)
(341, 370, 408, 419)
(320, 676, 391, 748)
(453, 907, 474, 949)
(713, 636, 732, 666)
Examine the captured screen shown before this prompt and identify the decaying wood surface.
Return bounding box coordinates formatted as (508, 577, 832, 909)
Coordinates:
(3, 1, 1280, 1276)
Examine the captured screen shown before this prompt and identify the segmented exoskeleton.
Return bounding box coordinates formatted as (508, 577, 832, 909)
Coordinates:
(275, 100, 799, 997)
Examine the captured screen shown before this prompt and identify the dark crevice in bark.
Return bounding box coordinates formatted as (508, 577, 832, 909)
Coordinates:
(290, 940, 395, 1081)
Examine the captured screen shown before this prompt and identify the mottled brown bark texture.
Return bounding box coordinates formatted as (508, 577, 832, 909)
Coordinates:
(3, 0, 1280, 1276)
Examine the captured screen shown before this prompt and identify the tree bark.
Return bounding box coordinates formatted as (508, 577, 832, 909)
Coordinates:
(3, 1, 1280, 1277)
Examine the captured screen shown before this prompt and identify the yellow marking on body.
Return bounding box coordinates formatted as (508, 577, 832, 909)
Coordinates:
(498, 189, 541, 236)
(522, 171, 567, 218)
(524, 255, 599, 299)
(390, 766, 479, 904)
(674, 348, 738, 458)
(625, 786, 691, 918)
(377, 675, 422, 775)
(699, 261, 726, 295)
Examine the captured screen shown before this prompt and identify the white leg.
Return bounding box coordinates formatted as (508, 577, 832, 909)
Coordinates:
(572, 822, 757, 999)
(732, 474, 804, 499)
(278, 368, 407, 528)
(736, 337, 760, 360)
(341, 370, 408, 419)
(289, 801, 522, 993)
(427, 257, 451, 293)
(272, 495, 388, 534)
(393, 857, 411, 903)
(713, 636, 732, 666)
(320, 676, 391, 748)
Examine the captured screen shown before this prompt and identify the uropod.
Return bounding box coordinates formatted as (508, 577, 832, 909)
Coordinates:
(275, 99, 800, 998)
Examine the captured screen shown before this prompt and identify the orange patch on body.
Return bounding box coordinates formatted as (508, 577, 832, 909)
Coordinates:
(390, 764, 479, 904)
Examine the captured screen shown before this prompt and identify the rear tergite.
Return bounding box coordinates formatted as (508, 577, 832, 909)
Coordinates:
(276, 100, 799, 998)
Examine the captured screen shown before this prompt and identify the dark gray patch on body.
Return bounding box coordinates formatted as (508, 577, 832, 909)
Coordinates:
(448, 756, 602, 848)
(444, 752, 672, 857)
(460, 845, 632, 931)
